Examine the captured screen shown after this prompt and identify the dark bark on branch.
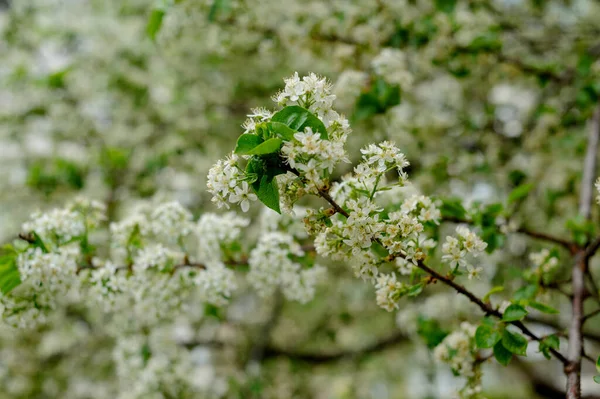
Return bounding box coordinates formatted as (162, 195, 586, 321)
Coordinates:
(567, 105, 600, 399)
(263, 331, 407, 363)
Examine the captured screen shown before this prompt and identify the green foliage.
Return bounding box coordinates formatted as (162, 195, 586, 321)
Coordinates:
(472, 203, 505, 253)
(27, 158, 86, 195)
(502, 304, 528, 322)
(417, 317, 449, 349)
(0, 246, 21, 295)
(513, 284, 538, 303)
(246, 138, 283, 156)
(566, 215, 596, 246)
(538, 334, 559, 360)
(146, 8, 165, 41)
(501, 329, 528, 356)
(434, 0, 457, 14)
(234, 134, 264, 155)
(354, 77, 401, 121)
(529, 301, 559, 314)
(271, 106, 328, 139)
(475, 323, 502, 349)
(246, 157, 282, 213)
(507, 183, 534, 204)
(493, 340, 513, 366)
(267, 122, 297, 141)
(483, 286, 504, 302)
(439, 197, 467, 220)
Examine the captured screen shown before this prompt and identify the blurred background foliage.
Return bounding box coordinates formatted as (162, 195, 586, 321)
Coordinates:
(1, 0, 600, 398)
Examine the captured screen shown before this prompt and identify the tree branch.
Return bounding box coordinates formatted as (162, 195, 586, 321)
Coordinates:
(314, 183, 570, 366)
(567, 104, 600, 399)
(442, 216, 575, 252)
(263, 330, 407, 363)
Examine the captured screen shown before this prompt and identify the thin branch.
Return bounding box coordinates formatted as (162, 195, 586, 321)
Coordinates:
(585, 235, 600, 259)
(579, 106, 600, 221)
(566, 104, 600, 399)
(247, 291, 284, 367)
(442, 216, 575, 252)
(263, 330, 407, 363)
(583, 307, 600, 323)
(316, 185, 570, 366)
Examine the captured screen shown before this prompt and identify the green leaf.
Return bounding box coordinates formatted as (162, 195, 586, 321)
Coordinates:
(268, 122, 297, 141)
(502, 304, 528, 322)
(566, 215, 596, 246)
(475, 325, 502, 349)
(513, 284, 538, 302)
(407, 283, 424, 297)
(234, 134, 264, 155)
(0, 255, 21, 294)
(434, 0, 457, 13)
(529, 301, 559, 314)
(271, 106, 328, 139)
(483, 286, 504, 302)
(501, 329, 528, 356)
(594, 375, 600, 384)
(440, 198, 467, 220)
(354, 78, 401, 121)
(31, 232, 49, 254)
(417, 317, 448, 349)
(207, 0, 230, 21)
(539, 334, 560, 360)
(252, 173, 281, 213)
(596, 355, 600, 373)
(493, 341, 513, 366)
(508, 183, 534, 204)
(247, 138, 283, 156)
(146, 8, 165, 41)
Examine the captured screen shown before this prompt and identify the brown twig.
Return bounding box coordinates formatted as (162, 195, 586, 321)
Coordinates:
(566, 105, 600, 399)
(442, 216, 576, 252)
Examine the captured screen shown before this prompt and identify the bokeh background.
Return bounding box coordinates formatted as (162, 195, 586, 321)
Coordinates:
(1, 0, 600, 398)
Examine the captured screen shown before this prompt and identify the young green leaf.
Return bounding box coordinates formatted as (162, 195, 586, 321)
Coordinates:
(268, 122, 297, 141)
(0, 255, 21, 294)
(594, 375, 600, 384)
(271, 106, 328, 139)
(538, 334, 560, 360)
(255, 174, 281, 213)
(508, 183, 533, 204)
(247, 138, 283, 156)
(407, 282, 424, 297)
(529, 301, 559, 314)
(493, 341, 513, 366)
(417, 317, 448, 349)
(235, 134, 263, 155)
(483, 286, 504, 302)
(32, 232, 49, 254)
(146, 8, 165, 41)
(596, 354, 600, 373)
(513, 284, 538, 302)
(501, 329, 528, 356)
(475, 325, 502, 349)
(502, 304, 528, 322)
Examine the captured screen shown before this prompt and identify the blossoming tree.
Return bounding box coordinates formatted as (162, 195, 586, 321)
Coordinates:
(1, 0, 600, 398)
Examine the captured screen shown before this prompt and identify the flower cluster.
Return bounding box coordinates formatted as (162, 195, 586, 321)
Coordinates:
(529, 248, 559, 274)
(433, 322, 482, 398)
(374, 273, 405, 311)
(208, 73, 351, 212)
(441, 226, 487, 279)
(371, 48, 414, 88)
(206, 153, 255, 211)
(248, 232, 324, 304)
